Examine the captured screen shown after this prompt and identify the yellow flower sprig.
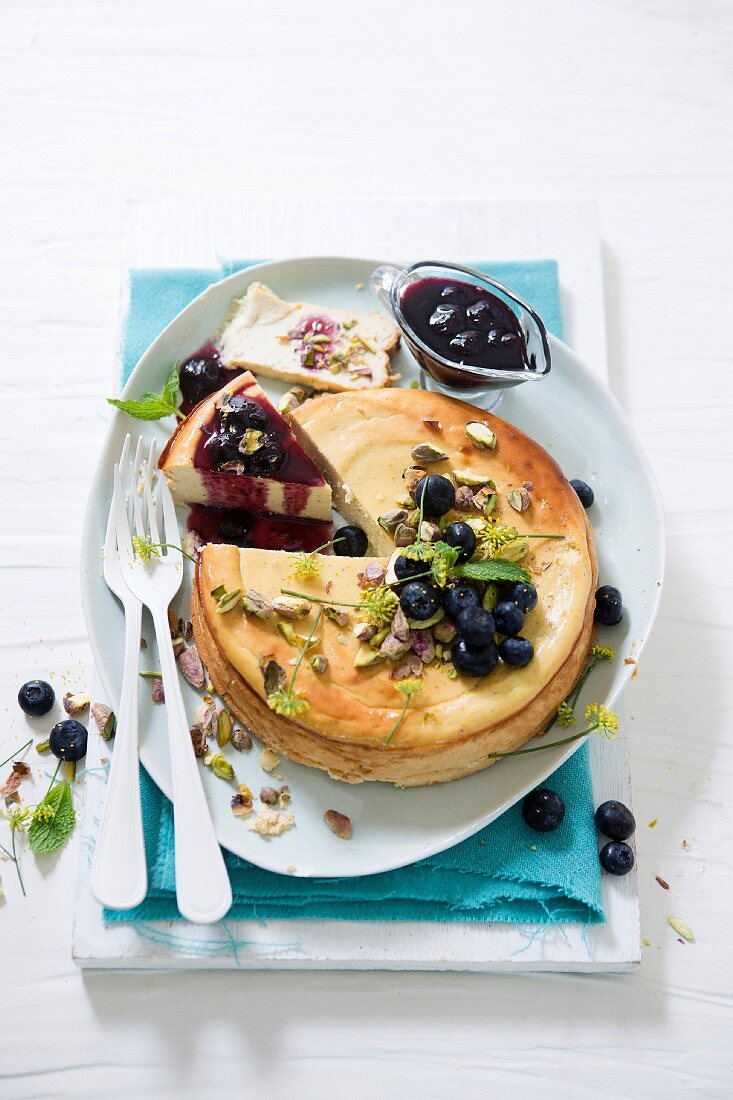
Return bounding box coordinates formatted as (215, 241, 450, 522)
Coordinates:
(488, 703, 620, 759)
(546, 643, 616, 734)
(267, 607, 323, 719)
(289, 536, 347, 580)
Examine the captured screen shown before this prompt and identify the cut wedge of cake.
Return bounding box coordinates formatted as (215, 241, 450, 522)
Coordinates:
(159, 371, 332, 521)
(217, 282, 400, 393)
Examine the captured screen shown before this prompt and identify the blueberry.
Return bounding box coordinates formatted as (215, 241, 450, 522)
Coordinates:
(49, 719, 88, 763)
(493, 600, 525, 636)
(498, 636, 534, 667)
(500, 331, 518, 345)
(449, 330, 486, 357)
(440, 284, 472, 305)
(246, 434, 286, 476)
(443, 521, 476, 563)
(505, 582, 538, 613)
(400, 581, 442, 622)
(217, 510, 252, 544)
(18, 680, 55, 717)
(179, 355, 223, 405)
(428, 304, 465, 336)
(451, 637, 498, 677)
(594, 585, 623, 626)
(413, 474, 456, 517)
(570, 478, 594, 509)
(522, 788, 565, 832)
(333, 525, 368, 556)
(595, 800, 636, 841)
(456, 607, 495, 646)
(599, 840, 635, 876)
(487, 328, 505, 345)
(394, 555, 428, 582)
(220, 395, 269, 432)
(444, 583, 481, 620)
(465, 300, 496, 331)
(204, 430, 243, 468)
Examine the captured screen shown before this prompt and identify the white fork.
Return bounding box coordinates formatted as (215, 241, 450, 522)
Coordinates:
(112, 440, 232, 924)
(91, 434, 147, 910)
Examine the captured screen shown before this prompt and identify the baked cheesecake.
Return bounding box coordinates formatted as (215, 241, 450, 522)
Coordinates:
(192, 537, 596, 786)
(190, 387, 597, 786)
(218, 282, 400, 392)
(159, 371, 332, 521)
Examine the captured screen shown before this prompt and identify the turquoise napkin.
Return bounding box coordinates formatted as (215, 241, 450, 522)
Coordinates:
(105, 258, 603, 926)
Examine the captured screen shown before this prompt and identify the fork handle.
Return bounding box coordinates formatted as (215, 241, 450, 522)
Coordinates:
(90, 599, 148, 910)
(151, 607, 232, 924)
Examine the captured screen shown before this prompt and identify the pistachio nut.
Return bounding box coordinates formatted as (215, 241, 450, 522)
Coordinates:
(309, 653, 329, 674)
(231, 727, 253, 752)
(278, 385, 309, 414)
(378, 508, 408, 533)
(453, 485, 475, 511)
(394, 523, 418, 547)
(209, 753, 235, 782)
(324, 809, 352, 840)
(402, 466, 427, 495)
(507, 486, 532, 512)
(453, 468, 489, 489)
(271, 595, 312, 620)
(216, 710, 233, 747)
(410, 442, 449, 464)
(353, 643, 386, 668)
(353, 622, 377, 642)
(465, 421, 497, 449)
(213, 586, 244, 614)
(63, 691, 90, 717)
(325, 605, 349, 626)
(242, 589, 273, 619)
(231, 792, 253, 817)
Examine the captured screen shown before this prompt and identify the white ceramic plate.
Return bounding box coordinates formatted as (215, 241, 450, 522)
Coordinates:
(81, 257, 665, 878)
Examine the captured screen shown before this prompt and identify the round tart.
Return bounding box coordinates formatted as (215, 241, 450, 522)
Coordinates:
(191, 388, 597, 787)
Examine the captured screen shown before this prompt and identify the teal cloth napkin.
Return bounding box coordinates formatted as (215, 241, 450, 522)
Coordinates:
(105, 258, 603, 926)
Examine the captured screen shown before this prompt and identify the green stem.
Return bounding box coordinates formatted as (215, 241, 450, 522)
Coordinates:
(281, 588, 364, 608)
(525, 534, 565, 540)
(139, 670, 163, 679)
(382, 695, 410, 748)
(288, 607, 323, 695)
(10, 828, 26, 897)
(489, 721, 600, 759)
(175, 409, 186, 421)
(155, 542, 196, 563)
(44, 760, 62, 800)
(0, 738, 32, 771)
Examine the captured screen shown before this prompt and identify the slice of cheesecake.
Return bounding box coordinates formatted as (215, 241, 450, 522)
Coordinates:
(159, 371, 332, 521)
(217, 282, 400, 393)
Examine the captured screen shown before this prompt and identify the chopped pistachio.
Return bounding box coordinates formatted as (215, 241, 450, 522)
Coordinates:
(433, 617, 457, 644)
(277, 621, 299, 647)
(238, 429, 264, 455)
(35, 739, 50, 755)
(410, 442, 449, 464)
(402, 466, 427, 495)
(353, 621, 377, 642)
(369, 626, 391, 649)
(501, 538, 530, 562)
(394, 492, 414, 508)
(465, 421, 497, 449)
(406, 607, 445, 630)
(272, 595, 312, 620)
(380, 633, 412, 660)
(668, 916, 695, 942)
(260, 656, 286, 696)
(309, 653, 329, 674)
(378, 508, 408, 533)
(507, 485, 532, 512)
(209, 753, 235, 782)
(453, 468, 489, 488)
(177, 646, 206, 690)
(453, 485, 475, 511)
(394, 523, 418, 547)
(260, 785, 279, 806)
(419, 520, 441, 543)
(354, 643, 386, 668)
(324, 605, 349, 626)
(324, 809, 352, 839)
(231, 792, 253, 817)
(278, 386, 309, 414)
(213, 587, 244, 614)
(482, 584, 500, 611)
(63, 691, 90, 717)
(242, 589, 273, 619)
(231, 727, 253, 752)
(216, 710, 233, 747)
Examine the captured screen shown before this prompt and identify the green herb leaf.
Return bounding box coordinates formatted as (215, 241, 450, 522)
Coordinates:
(456, 558, 531, 585)
(28, 781, 75, 854)
(107, 366, 182, 421)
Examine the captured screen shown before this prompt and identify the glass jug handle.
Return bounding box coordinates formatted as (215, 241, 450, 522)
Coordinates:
(369, 264, 402, 314)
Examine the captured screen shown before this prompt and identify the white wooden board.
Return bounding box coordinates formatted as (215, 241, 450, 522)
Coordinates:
(73, 198, 641, 971)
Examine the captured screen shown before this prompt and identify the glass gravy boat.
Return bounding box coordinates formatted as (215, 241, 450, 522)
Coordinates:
(370, 260, 551, 411)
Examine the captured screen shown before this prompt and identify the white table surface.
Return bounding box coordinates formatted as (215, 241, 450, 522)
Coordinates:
(1, 2, 731, 1097)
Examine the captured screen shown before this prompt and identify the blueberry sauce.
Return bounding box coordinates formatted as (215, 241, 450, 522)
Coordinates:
(193, 377, 324, 489)
(178, 342, 241, 415)
(188, 506, 332, 554)
(399, 278, 529, 373)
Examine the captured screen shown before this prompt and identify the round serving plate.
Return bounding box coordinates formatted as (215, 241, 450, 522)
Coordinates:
(81, 256, 665, 878)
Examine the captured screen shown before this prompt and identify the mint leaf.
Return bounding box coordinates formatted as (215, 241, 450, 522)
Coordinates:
(28, 780, 75, 855)
(456, 558, 531, 585)
(107, 365, 181, 421)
